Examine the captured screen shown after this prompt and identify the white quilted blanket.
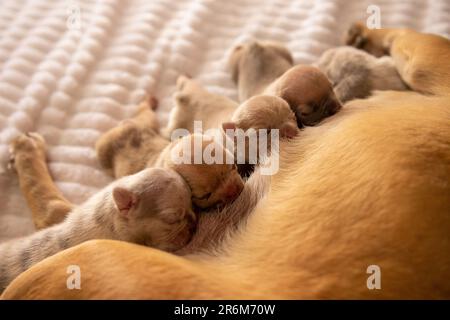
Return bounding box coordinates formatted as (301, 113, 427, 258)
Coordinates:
(1, 0, 449, 242)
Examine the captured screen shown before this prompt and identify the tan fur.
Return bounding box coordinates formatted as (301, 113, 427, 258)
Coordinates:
(229, 41, 294, 102)
(165, 76, 298, 138)
(346, 22, 450, 96)
(316, 46, 408, 103)
(3, 27, 450, 299)
(264, 65, 342, 126)
(0, 167, 196, 291)
(229, 41, 341, 126)
(155, 134, 244, 209)
(96, 96, 244, 209)
(8, 133, 74, 230)
(164, 75, 238, 135)
(95, 95, 165, 178)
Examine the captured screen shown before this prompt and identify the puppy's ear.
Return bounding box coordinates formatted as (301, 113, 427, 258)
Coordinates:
(279, 123, 299, 139)
(113, 187, 139, 217)
(228, 45, 243, 84)
(222, 122, 237, 133)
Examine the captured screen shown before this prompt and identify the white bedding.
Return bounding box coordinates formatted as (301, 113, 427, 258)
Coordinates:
(0, 0, 449, 242)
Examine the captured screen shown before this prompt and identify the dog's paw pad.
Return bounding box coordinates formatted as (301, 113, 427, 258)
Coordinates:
(9, 132, 47, 169)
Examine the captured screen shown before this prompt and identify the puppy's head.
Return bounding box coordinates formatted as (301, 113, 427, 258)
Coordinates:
(227, 95, 299, 138)
(165, 134, 244, 209)
(228, 41, 294, 84)
(113, 168, 196, 252)
(267, 65, 342, 126)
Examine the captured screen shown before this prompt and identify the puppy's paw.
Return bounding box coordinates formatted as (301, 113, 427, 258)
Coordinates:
(9, 132, 47, 171)
(345, 22, 368, 48)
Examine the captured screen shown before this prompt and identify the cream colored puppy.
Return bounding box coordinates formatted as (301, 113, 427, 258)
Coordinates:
(228, 40, 294, 102)
(0, 167, 195, 291)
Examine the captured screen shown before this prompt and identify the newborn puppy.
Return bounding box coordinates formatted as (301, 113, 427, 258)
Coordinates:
(96, 95, 166, 178)
(155, 134, 244, 209)
(264, 65, 342, 126)
(165, 76, 298, 139)
(0, 167, 195, 291)
(316, 46, 408, 103)
(229, 40, 294, 102)
(222, 95, 299, 176)
(164, 75, 239, 136)
(223, 95, 298, 138)
(96, 101, 244, 210)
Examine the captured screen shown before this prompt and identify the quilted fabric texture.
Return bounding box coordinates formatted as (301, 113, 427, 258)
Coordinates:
(0, 0, 449, 241)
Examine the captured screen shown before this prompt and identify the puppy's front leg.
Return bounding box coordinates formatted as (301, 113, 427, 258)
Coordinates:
(9, 133, 74, 230)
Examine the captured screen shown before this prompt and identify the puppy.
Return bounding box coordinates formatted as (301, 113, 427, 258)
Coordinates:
(164, 75, 238, 135)
(228, 40, 294, 102)
(345, 22, 450, 96)
(316, 46, 408, 103)
(0, 167, 195, 291)
(155, 134, 244, 209)
(264, 65, 342, 126)
(229, 41, 341, 126)
(95, 96, 244, 210)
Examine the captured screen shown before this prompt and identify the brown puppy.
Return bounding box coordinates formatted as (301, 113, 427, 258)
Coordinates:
(166, 75, 298, 139)
(229, 41, 342, 126)
(229, 41, 294, 102)
(226, 95, 298, 137)
(4, 27, 450, 299)
(264, 65, 342, 126)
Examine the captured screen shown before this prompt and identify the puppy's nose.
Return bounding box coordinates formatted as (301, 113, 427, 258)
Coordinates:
(328, 99, 342, 116)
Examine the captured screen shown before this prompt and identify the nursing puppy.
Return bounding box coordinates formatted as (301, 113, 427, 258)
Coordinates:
(345, 22, 450, 96)
(0, 167, 195, 291)
(229, 41, 342, 126)
(264, 65, 342, 126)
(317, 46, 408, 103)
(165, 76, 298, 176)
(95, 97, 244, 210)
(164, 75, 238, 135)
(167, 75, 298, 136)
(228, 40, 294, 102)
